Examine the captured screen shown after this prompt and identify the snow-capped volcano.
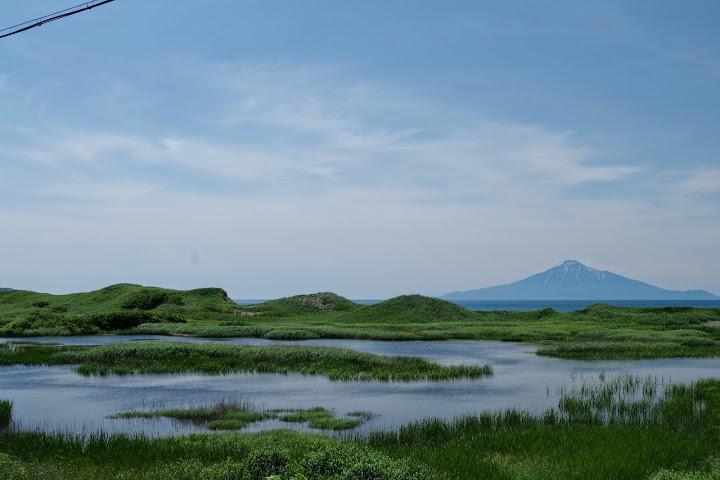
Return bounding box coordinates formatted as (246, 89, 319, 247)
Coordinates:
(442, 260, 717, 300)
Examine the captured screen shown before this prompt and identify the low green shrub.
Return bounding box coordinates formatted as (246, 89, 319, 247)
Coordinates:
(301, 443, 431, 480)
(650, 457, 720, 480)
(0, 453, 32, 480)
(121, 290, 169, 310)
(133, 459, 243, 480)
(243, 449, 289, 479)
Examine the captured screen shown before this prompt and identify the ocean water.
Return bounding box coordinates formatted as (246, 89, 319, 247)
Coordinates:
(236, 299, 720, 312)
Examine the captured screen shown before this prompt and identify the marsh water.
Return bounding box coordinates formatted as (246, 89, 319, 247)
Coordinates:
(2, 335, 720, 437)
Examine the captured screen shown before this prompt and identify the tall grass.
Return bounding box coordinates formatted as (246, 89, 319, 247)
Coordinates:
(0, 400, 12, 427)
(368, 376, 720, 480)
(0, 430, 431, 480)
(109, 400, 254, 423)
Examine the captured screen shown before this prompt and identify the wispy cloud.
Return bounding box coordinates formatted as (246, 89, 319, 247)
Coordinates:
(4, 62, 640, 207)
(0, 61, 717, 296)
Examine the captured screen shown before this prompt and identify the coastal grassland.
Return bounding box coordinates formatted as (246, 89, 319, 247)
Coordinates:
(0, 400, 11, 427)
(112, 403, 371, 431)
(0, 341, 491, 381)
(1, 376, 720, 479)
(4, 286, 720, 360)
(136, 301, 720, 359)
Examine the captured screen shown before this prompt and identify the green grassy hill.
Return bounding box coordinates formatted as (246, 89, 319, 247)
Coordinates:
(240, 292, 359, 316)
(238, 294, 474, 324)
(0, 284, 237, 336)
(346, 295, 475, 323)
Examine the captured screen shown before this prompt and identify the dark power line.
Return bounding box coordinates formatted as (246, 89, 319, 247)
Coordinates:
(0, 0, 117, 40)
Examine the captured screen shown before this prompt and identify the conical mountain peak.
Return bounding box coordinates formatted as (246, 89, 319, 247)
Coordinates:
(443, 261, 717, 300)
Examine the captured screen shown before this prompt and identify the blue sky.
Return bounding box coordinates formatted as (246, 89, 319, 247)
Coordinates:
(1, 0, 719, 297)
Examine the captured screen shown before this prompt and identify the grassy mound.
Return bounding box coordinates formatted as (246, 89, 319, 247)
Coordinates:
(242, 292, 359, 316)
(0, 285, 238, 336)
(347, 295, 475, 323)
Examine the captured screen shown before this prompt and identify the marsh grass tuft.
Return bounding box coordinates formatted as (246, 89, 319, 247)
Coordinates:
(276, 407, 364, 431)
(366, 376, 720, 480)
(111, 403, 374, 431)
(109, 401, 253, 423)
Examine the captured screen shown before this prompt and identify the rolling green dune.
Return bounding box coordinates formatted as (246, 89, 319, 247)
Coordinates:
(0, 285, 237, 336)
(346, 295, 474, 323)
(240, 292, 360, 316)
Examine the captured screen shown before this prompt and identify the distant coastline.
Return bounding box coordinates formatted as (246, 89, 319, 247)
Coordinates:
(235, 298, 720, 312)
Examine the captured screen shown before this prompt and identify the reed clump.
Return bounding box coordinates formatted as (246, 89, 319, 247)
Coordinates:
(368, 376, 720, 480)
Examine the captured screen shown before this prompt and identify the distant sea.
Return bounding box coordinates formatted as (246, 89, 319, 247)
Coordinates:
(234, 299, 720, 312)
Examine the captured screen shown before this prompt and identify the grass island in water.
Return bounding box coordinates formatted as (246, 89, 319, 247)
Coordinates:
(0, 341, 491, 381)
(111, 403, 376, 431)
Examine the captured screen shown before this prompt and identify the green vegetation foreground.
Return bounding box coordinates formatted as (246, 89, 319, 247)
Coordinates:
(1, 377, 720, 479)
(2, 286, 720, 359)
(0, 342, 491, 381)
